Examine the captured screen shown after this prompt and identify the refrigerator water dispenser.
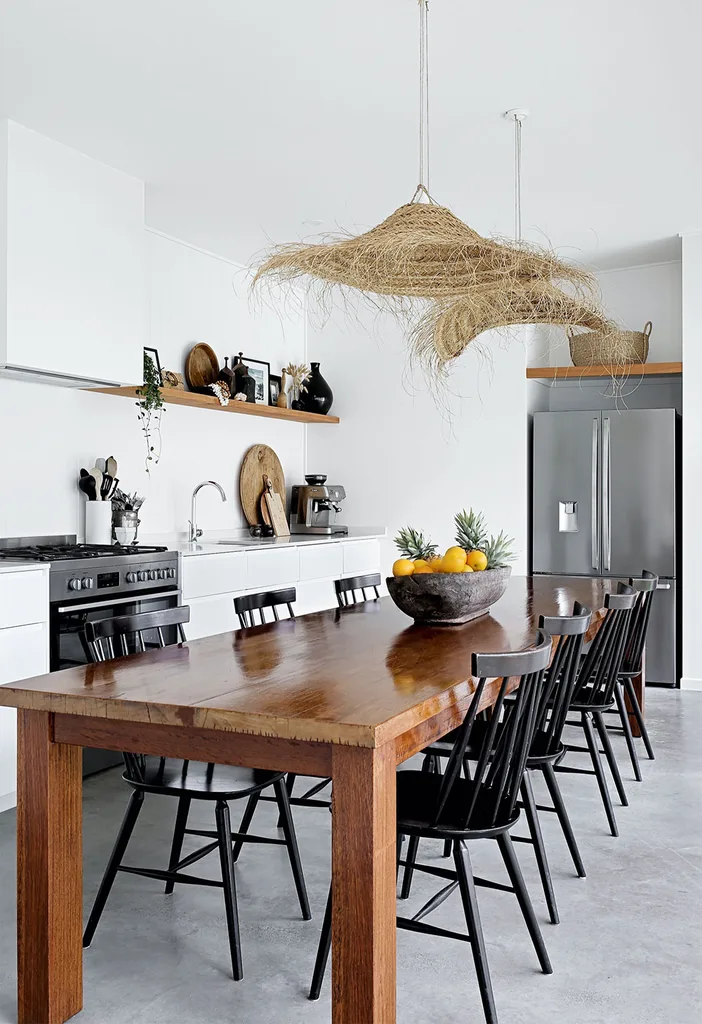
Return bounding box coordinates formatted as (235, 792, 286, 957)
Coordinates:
(559, 500, 579, 532)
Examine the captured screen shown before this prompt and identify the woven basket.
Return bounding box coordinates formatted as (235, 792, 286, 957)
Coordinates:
(568, 321, 651, 366)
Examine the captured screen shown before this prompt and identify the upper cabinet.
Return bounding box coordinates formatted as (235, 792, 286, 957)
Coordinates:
(0, 120, 145, 386)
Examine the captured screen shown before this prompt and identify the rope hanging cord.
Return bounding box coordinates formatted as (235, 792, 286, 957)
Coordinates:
(417, 0, 430, 198)
(513, 115, 522, 242)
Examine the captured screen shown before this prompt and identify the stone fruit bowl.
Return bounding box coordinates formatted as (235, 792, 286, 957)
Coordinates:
(386, 566, 512, 626)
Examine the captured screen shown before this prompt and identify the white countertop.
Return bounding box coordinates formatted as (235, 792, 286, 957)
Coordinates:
(159, 527, 386, 557)
(0, 561, 51, 576)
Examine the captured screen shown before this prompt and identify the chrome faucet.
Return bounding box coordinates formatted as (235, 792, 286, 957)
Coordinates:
(189, 480, 227, 543)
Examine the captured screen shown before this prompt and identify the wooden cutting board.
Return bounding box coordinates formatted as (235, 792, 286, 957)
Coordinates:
(263, 476, 290, 537)
(184, 343, 220, 391)
(239, 444, 286, 526)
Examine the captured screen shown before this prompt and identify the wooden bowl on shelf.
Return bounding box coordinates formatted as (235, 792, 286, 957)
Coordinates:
(386, 567, 512, 626)
(185, 343, 220, 392)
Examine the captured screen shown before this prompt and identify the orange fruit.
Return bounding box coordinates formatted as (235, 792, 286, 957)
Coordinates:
(438, 550, 467, 574)
(413, 559, 429, 570)
(392, 558, 416, 577)
(466, 549, 488, 572)
(444, 546, 468, 567)
(413, 564, 433, 574)
(462, 565, 475, 573)
(426, 555, 442, 569)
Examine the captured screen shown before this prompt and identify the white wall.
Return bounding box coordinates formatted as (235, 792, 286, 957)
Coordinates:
(0, 231, 307, 540)
(528, 261, 682, 367)
(681, 233, 702, 687)
(306, 311, 528, 576)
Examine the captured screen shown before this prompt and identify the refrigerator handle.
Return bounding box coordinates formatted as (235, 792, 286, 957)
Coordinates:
(591, 417, 600, 570)
(603, 416, 612, 571)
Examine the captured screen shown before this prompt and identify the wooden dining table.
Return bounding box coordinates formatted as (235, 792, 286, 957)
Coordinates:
(0, 574, 624, 1024)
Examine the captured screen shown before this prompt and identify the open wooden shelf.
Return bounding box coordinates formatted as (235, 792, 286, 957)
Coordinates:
(527, 362, 682, 380)
(87, 386, 340, 424)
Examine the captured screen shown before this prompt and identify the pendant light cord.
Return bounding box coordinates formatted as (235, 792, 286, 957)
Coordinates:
(417, 0, 430, 198)
(513, 114, 522, 242)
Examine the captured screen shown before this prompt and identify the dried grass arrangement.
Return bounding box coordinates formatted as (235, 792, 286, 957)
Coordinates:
(252, 196, 613, 376)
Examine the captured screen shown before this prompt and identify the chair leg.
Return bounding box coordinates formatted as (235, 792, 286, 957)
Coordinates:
(309, 885, 332, 1000)
(232, 791, 261, 863)
(593, 710, 628, 806)
(84, 789, 144, 947)
(274, 778, 312, 920)
(614, 683, 643, 782)
(541, 762, 586, 878)
(399, 834, 420, 900)
(623, 676, 655, 760)
(442, 838, 452, 858)
(582, 711, 619, 837)
(215, 800, 244, 981)
(164, 795, 191, 894)
(277, 772, 296, 827)
(520, 771, 559, 925)
(454, 841, 499, 1024)
(496, 832, 552, 975)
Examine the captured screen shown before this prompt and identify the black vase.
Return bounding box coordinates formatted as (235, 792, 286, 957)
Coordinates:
(302, 362, 333, 415)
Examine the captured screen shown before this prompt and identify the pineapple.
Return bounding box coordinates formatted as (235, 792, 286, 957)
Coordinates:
(394, 526, 438, 561)
(483, 531, 516, 569)
(454, 508, 488, 553)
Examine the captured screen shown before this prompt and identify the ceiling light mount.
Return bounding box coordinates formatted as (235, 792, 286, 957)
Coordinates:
(503, 108, 530, 123)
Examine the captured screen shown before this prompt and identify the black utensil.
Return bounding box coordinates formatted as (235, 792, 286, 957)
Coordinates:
(79, 475, 97, 500)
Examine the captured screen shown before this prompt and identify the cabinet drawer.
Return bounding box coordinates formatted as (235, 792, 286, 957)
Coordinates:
(186, 595, 239, 640)
(299, 543, 343, 582)
(342, 540, 381, 576)
(182, 553, 246, 600)
(246, 548, 299, 591)
(0, 621, 49, 684)
(0, 570, 48, 629)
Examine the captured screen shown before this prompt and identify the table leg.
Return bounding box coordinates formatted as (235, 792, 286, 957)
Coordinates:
(331, 743, 396, 1023)
(17, 710, 83, 1024)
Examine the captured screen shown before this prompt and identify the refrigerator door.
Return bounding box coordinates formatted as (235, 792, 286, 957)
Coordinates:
(603, 409, 676, 578)
(646, 578, 677, 685)
(533, 411, 601, 575)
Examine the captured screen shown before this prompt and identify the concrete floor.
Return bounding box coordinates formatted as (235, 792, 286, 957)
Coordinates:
(0, 689, 700, 1023)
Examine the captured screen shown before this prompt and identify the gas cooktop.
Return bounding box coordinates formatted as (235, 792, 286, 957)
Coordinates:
(0, 542, 167, 562)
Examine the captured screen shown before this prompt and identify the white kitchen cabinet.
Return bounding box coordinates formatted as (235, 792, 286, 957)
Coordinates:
(0, 620, 49, 810)
(182, 551, 246, 600)
(342, 539, 381, 576)
(299, 543, 343, 582)
(0, 120, 145, 386)
(246, 548, 299, 590)
(0, 568, 48, 628)
(186, 594, 238, 641)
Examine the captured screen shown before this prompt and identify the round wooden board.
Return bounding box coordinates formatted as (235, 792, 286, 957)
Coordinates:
(185, 343, 220, 391)
(239, 444, 286, 526)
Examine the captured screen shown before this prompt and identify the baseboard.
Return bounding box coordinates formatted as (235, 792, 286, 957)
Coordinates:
(0, 791, 16, 814)
(680, 678, 702, 691)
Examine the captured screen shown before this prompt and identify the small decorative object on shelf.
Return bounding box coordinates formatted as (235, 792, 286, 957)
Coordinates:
(282, 362, 311, 410)
(218, 356, 236, 394)
(136, 348, 164, 474)
(568, 321, 652, 367)
(234, 391, 248, 402)
(238, 355, 270, 405)
(269, 373, 282, 406)
(300, 362, 333, 415)
(277, 369, 289, 408)
(232, 353, 256, 403)
(161, 369, 185, 390)
(111, 489, 145, 545)
(209, 380, 231, 406)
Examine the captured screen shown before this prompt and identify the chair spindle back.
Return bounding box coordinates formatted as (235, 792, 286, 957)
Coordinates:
(335, 574, 381, 607)
(534, 602, 592, 756)
(622, 571, 658, 676)
(234, 588, 296, 628)
(572, 584, 636, 707)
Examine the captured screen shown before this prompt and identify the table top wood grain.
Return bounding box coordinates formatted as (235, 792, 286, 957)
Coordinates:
(0, 576, 615, 748)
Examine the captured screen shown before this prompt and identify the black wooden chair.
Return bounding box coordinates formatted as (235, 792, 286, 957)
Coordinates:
(555, 584, 637, 837)
(234, 587, 331, 815)
(335, 573, 381, 607)
(401, 603, 592, 925)
(603, 572, 657, 779)
(310, 631, 554, 1024)
(82, 605, 310, 981)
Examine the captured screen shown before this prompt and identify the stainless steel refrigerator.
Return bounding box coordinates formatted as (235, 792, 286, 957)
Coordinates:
(532, 409, 679, 685)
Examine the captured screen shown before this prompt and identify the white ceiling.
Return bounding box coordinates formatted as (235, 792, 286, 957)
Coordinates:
(0, 0, 697, 268)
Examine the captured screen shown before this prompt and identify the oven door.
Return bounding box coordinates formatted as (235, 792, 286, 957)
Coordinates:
(51, 587, 181, 775)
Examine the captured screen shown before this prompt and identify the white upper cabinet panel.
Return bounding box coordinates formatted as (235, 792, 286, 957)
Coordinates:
(1, 121, 145, 385)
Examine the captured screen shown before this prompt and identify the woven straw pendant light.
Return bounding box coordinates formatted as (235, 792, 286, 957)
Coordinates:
(253, 1, 610, 374)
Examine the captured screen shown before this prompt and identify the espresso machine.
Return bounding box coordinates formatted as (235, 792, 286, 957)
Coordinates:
(290, 475, 348, 535)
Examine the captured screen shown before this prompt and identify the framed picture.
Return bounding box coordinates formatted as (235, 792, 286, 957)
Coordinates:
(242, 357, 270, 405)
(143, 347, 162, 385)
(269, 373, 282, 406)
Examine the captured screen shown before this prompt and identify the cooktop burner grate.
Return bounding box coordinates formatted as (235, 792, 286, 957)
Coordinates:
(0, 544, 168, 562)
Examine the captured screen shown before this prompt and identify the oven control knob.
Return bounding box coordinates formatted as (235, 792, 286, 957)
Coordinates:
(68, 578, 82, 591)
(168, 567, 176, 579)
(126, 571, 137, 584)
(137, 571, 147, 582)
(148, 569, 157, 581)
(157, 568, 167, 580)
(81, 577, 94, 589)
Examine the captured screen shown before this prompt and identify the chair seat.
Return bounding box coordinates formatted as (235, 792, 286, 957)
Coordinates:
(125, 759, 284, 800)
(396, 769, 519, 839)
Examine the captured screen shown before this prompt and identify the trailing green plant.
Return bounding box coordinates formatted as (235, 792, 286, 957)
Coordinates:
(136, 351, 164, 473)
